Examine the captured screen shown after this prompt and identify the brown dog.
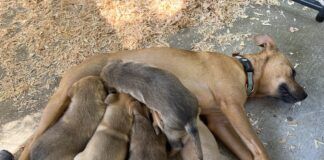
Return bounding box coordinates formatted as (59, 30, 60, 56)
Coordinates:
(181, 119, 221, 160)
(100, 60, 202, 159)
(128, 102, 168, 160)
(29, 76, 107, 160)
(74, 93, 134, 160)
(20, 34, 307, 160)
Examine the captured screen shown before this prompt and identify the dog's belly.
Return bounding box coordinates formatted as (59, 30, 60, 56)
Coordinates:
(180, 79, 217, 110)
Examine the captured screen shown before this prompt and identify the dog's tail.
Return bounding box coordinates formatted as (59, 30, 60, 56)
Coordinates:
(185, 121, 203, 160)
(0, 150, 14, 160)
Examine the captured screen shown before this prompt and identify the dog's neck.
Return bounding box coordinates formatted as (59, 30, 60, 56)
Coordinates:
(242, 51, 269, 97)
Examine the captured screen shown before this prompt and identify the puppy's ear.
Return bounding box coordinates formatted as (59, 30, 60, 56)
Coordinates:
(127, 101, 143, 116)
(105, 93, 118, 104)
(254, 34, 277, 51)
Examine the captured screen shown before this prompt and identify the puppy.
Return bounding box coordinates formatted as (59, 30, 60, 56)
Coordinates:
(0, 150, 14, 160)
(128, 103, 167, 160)
(100, 60, 203, 160)
(74, 93, 134, 160)
(181, 120, 221, 160)
(30, 76, 107, 160)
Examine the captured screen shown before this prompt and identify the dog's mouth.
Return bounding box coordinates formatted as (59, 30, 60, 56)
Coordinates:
(278, 83, 299, 103)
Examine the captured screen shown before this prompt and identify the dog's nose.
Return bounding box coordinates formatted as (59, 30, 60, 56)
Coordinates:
(300, 91, 308, 100)
(295, 91, 308, 101)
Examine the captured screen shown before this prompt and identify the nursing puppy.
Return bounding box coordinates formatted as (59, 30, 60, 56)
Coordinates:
(128, 102, 167, 160)
(181, 119, 221, 160)
(100, 60, 203, 160)
(30, 76, 107, 160)
(74, 93, 134, 160)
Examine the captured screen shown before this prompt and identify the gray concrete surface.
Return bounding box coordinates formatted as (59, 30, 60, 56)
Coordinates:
(0, 1, 323, 160)
(169, 2, 324, 160)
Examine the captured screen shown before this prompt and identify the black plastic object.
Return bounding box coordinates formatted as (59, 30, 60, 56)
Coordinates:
(0, 150, 14, 160)
(292, 0, 324, 22)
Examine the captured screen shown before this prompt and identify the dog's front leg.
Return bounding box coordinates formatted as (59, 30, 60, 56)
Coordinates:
(220, 102, 269, 160)
(204, 112, 253, 160)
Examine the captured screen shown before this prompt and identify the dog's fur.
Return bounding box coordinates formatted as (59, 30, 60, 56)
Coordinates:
(128, 103, 168, 160)
(100, 61, 202, 159)
(30, 76, 107, 160)
(20, 35, 307, 160)
(74, 93, 134, 160)
(181, 119, 221, 160)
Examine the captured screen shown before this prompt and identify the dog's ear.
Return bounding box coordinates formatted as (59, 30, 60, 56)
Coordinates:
(254, 34, 277, 51)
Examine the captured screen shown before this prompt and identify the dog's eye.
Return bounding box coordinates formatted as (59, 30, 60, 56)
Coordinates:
(292, 69, 296, 78)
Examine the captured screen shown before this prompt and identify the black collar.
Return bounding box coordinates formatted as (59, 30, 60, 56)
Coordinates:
(232, 53, 254, 96)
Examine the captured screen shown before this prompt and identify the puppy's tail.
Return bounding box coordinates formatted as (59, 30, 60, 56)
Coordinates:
(0, 150, 14, 160)
(185, 121, 203, 160)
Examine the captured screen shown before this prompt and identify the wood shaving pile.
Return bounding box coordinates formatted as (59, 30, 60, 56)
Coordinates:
(0, 0, 278, 109)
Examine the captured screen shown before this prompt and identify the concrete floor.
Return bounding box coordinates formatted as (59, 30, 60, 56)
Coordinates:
(1, 1, 323, 160)
(168, 2, 324, 160)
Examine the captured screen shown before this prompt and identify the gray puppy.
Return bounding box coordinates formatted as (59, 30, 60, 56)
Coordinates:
(129, 103, 167, 160)
(30, 76, 107, 160)
(100, 60, 203, 160)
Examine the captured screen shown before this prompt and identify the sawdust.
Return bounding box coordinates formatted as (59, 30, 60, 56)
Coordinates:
(0, 112, 41, 153)
(0, 0, 278, 109)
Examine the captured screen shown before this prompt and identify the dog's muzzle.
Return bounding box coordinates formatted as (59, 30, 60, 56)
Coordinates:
(278, 83, 308, 103)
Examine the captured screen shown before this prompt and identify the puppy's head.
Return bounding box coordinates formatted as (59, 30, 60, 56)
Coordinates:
(253, 35, 307, 103)
(67, 76, 107, 100)
(105, 93, 136, 115)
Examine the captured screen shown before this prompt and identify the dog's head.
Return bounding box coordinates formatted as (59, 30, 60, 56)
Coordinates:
(252, 35, 307, 103)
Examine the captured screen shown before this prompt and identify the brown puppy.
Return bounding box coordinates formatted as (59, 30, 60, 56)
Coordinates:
(74, 93, 134, 160)
(29, 76, 107, 160)
(100, 61, 202, 159)
(181, 119, 221, 160)
(128, 102, 167, 160)
(20, 35, 307, 160)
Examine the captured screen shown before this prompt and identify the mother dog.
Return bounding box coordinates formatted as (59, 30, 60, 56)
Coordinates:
(19, 35, 307, 160)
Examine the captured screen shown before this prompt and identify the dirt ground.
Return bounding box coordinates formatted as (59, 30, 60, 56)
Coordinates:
(1, 0, 323, 160)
